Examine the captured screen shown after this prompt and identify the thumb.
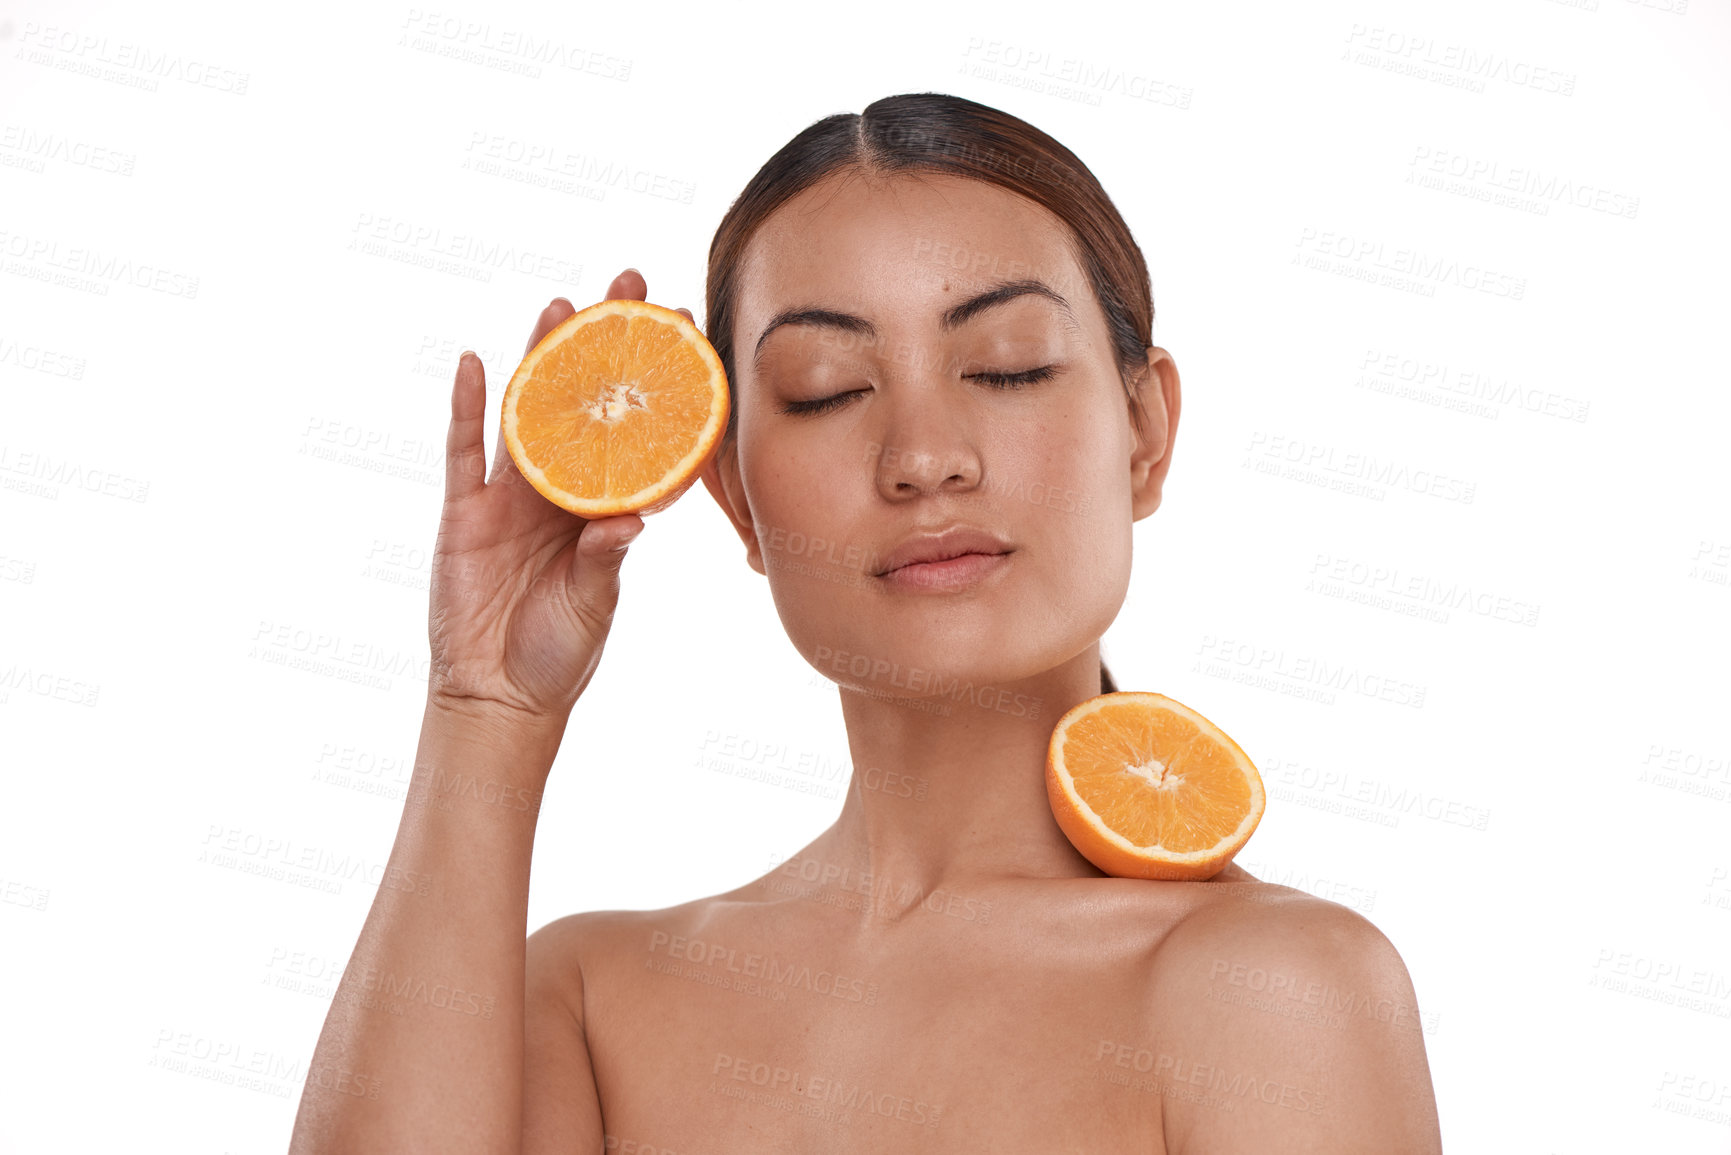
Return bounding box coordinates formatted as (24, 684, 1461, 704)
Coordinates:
(562, 516, 643, 625)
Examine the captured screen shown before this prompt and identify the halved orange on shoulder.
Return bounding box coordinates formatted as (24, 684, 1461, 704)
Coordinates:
(502, 299, 730, 517)
(1047, 692, 1265, 881)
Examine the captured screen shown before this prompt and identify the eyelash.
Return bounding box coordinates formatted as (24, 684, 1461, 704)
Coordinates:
(779, 365, 1059, 416)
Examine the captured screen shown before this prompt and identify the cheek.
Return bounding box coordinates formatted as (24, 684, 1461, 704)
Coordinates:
(1004, 407, 1131, 603)
(746, 443, 872, 571)
(1004, 400, 1123, 523)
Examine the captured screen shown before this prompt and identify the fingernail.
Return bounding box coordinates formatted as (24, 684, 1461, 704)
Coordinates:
(622, 267, 641, 278)
(616, 523, 644, 549)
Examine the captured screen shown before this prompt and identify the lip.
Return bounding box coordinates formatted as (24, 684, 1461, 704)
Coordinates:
(875, 525, 1014, 590)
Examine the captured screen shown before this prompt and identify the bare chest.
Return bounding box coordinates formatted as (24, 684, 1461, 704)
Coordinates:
(581, 908, 1170, 1153)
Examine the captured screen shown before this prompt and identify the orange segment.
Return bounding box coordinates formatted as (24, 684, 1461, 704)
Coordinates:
(1046, 692, 1265, 881)
(501, 299, 730, 517)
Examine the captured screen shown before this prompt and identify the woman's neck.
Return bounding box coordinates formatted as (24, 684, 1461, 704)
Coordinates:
(805, 646, 1109, 904)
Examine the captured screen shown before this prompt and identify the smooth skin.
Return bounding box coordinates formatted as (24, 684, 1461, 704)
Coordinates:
(289, 171, 1443, 1154)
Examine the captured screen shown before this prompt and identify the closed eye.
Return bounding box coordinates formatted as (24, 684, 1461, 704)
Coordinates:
(779, 365, 1059, 416)
(779, 389, 868, 416)
(967, 364, 1059, 389)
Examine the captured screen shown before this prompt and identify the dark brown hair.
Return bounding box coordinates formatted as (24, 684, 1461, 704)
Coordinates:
(704, 91, 1154, 697)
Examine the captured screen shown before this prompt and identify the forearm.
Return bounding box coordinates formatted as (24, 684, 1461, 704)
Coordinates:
(288, 699, 565, 1155)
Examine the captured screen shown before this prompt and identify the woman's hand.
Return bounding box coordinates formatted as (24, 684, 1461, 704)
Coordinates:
(425, 269, 693, 726)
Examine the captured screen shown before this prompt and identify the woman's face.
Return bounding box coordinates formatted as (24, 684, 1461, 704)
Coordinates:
(705, 168, 1173, 701)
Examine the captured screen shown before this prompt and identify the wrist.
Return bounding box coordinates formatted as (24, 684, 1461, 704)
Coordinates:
(425, 685, 567, 730)
(422, 692, 568, 764)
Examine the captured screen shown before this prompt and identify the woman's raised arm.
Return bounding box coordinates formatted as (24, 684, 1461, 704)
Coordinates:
(288, 275, 663, 1154)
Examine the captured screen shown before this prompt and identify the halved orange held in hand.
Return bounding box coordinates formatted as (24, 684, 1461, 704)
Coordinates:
(501, 299, 730, 517)
(1047, 692, 1265, 881)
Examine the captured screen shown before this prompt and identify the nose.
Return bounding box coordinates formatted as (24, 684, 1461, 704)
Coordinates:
(872, 382, 983, 501)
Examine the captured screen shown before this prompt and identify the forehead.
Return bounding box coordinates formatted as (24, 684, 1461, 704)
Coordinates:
(734, 170, 1088, 338)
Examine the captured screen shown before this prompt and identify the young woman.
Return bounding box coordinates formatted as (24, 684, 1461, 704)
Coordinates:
(290, 92, 1442, 1153)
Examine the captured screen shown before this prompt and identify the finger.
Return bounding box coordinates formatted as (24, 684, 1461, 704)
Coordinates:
(486, 423, 516, 489)
(524, 296, 576, 358)
(609, 268, 646, 302)
(605, 268, 689, 326)
(446, 352, 488, 503)
(560, 514, 646, 629)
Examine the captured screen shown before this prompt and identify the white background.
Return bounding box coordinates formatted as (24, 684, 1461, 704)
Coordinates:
(2, 0, 1728, 1151)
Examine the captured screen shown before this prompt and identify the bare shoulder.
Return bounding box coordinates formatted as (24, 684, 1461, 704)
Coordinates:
(521, 897, 743, 1152)
(525, 889, 754, 1004)
(525, 908, 623, 987)
(524, 909, 620, 1036)
(526, 902, 691, 986)
(522, 908, 663, 1153)
(1157, 880, 1412, 994)
(1143, 881, 1442, 1154)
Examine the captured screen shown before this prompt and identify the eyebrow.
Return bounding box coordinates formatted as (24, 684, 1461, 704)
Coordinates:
(751, 278, 1079, 367)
